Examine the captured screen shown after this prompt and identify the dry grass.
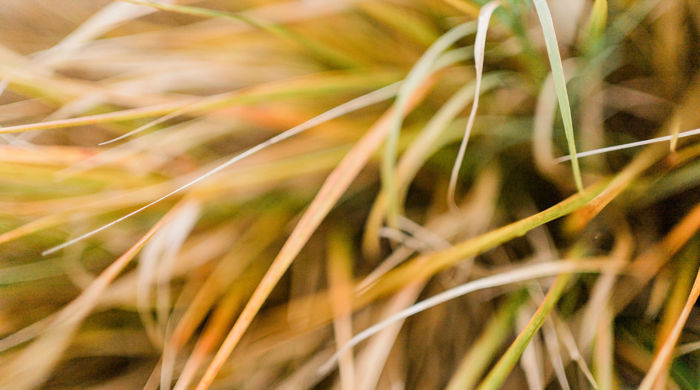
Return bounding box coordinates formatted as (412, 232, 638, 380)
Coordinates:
(0, 0, 699, 389)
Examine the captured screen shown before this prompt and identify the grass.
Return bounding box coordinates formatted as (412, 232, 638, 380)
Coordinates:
(0, 0, 699, 389)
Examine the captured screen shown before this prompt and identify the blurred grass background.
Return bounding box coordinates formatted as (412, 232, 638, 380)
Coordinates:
(0, 0, 698, 389)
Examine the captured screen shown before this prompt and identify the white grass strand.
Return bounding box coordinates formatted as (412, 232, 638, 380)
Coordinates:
(99, 103, 196, 145)
(447, 1, 500, 209)
(675, 341, 700, 356)
(321, 259, 617, 373)
(42, 83, 400, 255)
(554, 127, 700, 163)
(541, 317, 570, 390)
(554, 318, 599, 389)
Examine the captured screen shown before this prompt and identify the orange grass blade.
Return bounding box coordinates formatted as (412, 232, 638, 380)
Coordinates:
(326, 228, 356, 390)
(613, 202, 700, 311)
(194, 79, 435, 390)
(638, 261, 700, 390)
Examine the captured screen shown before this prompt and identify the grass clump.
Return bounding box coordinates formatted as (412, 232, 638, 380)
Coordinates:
(0, 0, 699, 389)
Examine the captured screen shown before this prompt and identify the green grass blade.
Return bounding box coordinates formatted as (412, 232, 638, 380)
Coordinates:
(476, 273, 573, 390)
(583, 0, 608, 50)
(445, 290, 528, 390)
(532, 0, 583, 192)
(361, 180, 608, 303)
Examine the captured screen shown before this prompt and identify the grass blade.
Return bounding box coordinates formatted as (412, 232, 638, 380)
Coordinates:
(0, 202, 185, 389)
(119, 0, 359, 68)
(476, 271, 574, 390)
(447, 1, 500, 208)
(193, 79, 434, 390)
(532, 0, 583, 191)
(325, 258, 617, 371)
(638, 260, 700, 390)
(41, 82, 400, 255)
(445, 291, 528, 390)
(382, 21, 477, 226)
(555, 127, 700, 163)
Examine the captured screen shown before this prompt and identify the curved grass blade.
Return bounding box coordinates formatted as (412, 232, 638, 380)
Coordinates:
(382, 21, 477, 226)
(447, 1, 500, 208)
(363, 72, 506, 258)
